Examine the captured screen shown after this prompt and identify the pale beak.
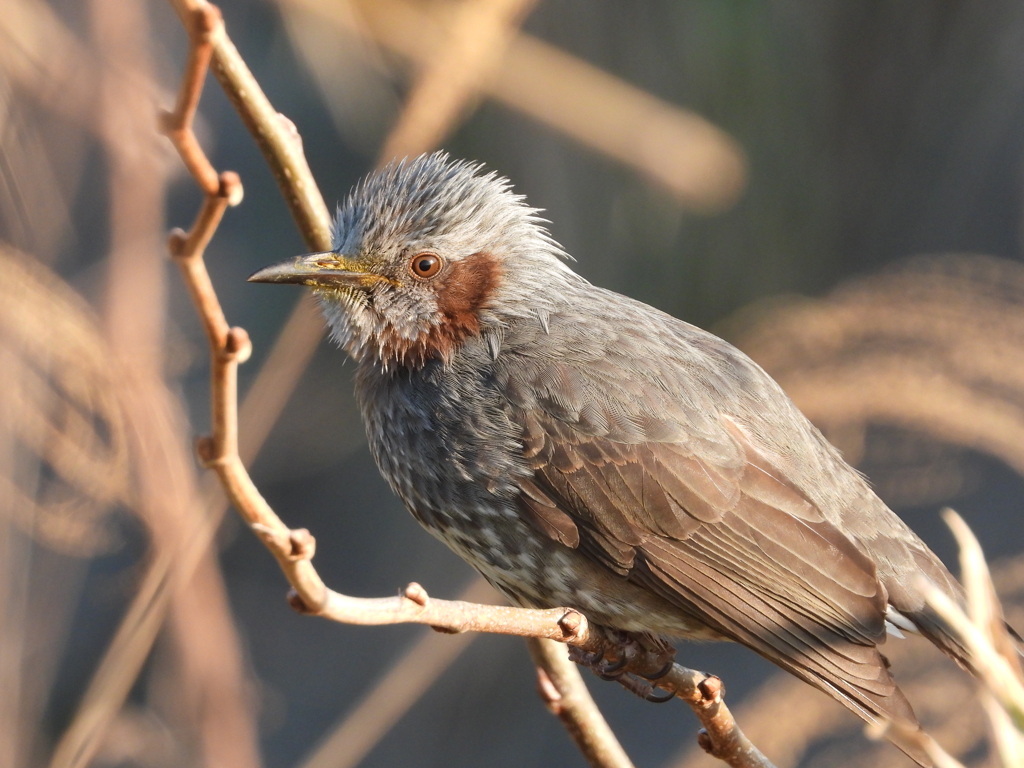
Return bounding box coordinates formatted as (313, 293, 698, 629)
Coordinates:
(248, 252, 380, 289)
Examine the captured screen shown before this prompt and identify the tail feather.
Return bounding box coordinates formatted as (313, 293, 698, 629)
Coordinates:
(771, 650, 933, 767)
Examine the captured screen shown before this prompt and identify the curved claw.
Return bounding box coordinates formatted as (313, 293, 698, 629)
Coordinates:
(640, 659, 675, 681)
(598, 655, 630, 678)
(645, 688, 675, 703)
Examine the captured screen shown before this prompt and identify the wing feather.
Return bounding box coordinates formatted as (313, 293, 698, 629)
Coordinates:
(509, 398, 920, 730)
(491, 306, 946, 761)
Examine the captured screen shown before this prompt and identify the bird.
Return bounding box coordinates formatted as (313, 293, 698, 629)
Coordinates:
(250, 152, 976, 765)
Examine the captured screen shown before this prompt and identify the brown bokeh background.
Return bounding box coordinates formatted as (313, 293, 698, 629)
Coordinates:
(2, 2, 1024, 767)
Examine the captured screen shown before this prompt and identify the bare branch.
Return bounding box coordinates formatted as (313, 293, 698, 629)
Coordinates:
(658, 671, 775, 768)
(528, 638, 634, 768)
(166, 0, 332, 251)
(158, 5, 222, 195)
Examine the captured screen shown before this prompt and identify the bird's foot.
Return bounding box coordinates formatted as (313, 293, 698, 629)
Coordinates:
(566, 644, 604, 672)
(628, 648, 677, 703)
(568, 630, 677, 703)
(593, 629, 642, 680)
(615, 674, 676, 703)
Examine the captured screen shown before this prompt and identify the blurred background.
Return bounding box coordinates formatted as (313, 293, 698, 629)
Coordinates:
(3, 1, 1024, 767)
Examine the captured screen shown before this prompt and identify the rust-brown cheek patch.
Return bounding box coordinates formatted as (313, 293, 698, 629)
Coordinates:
(379, 251, 501, 368)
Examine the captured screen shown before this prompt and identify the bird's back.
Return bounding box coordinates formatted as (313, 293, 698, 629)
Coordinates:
(497, 284, 967, 621)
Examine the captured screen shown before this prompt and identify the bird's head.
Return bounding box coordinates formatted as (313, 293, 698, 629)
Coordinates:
(250, 153, 573, 370)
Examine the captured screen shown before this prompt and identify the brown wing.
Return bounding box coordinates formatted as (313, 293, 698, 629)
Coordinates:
(514, 406, 922, 732)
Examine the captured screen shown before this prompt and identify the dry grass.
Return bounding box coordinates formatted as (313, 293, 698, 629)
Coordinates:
(724, 255, 1024, 480)
(279, 0, 747, 211)
(0, 246, 130, 556)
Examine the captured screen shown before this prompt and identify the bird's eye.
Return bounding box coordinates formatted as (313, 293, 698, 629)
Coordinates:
(409, 253, 442, 279)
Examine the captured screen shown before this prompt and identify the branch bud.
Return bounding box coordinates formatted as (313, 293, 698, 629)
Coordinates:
(403, 582, 430, 607)
(276, 112, 302, 148)
(225, 327, 252, 363)
(286, 528, 316, 562)
(698, 675, 724, 704)
(557, 610, 586, 642)
(167, 228, 189, 258)
(218, 171, 244, 206)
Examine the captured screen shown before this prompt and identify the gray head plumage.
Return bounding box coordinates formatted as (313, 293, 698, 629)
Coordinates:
(249, 153, 583, 369)
(332, 152, 570, 269)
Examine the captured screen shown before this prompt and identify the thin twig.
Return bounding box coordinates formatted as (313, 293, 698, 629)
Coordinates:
(158, 5, 221, 195)
(160, 4, 772, 766)
(166, 0, 332, 251)
(655, 669, 774, 768)
(528, 638, 634, 768)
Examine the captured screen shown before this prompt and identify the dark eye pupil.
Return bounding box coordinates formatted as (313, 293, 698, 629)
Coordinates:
(412, 255, 440, 277)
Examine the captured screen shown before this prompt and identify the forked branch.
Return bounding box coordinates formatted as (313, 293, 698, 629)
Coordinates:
(162, 5, 772, 767)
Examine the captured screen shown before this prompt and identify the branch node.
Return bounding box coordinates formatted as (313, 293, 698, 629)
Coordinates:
(190, 5, 224, 43)
(698, 675, 724, 705)
(157, 108, 176, 137)
(251, 522, 287, 550)
(167, 227, 188, 258)
(224, 327, 252, 363)
(286, 528, 316, 562)
(286, 588, 316, 615)
(195, 435, 218, 466)
(403, 582, 429, 607)
(557, 610, 587, 642)
(218, 171, 244, 206)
